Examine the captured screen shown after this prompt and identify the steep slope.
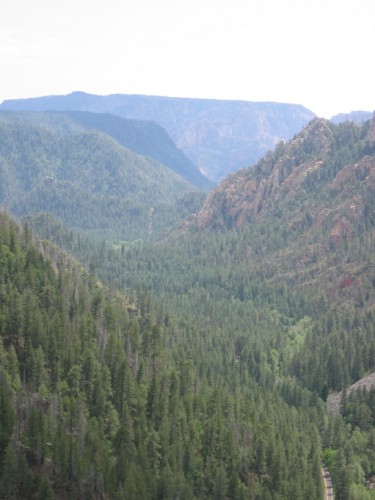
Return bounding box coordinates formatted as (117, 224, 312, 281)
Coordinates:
(0, 213, 326, 499)
(0, 110, 211, 190)
(0, 119, 200, 241)
(0, 91, 315, 182)
(193, 116, 375, 301)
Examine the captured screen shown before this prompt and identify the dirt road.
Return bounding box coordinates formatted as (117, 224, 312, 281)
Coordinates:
(322, 465, 334, 499)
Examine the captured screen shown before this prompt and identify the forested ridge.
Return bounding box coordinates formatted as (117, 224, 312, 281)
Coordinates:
(1, 115, 375, 499)
(0, 110, 211, 191)
(0, 117, 205, 242)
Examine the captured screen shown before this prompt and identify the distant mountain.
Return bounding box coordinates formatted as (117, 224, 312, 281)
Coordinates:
(0, 118, 202, 241)
(0, 92, 315, 182)
(330, 110, 374, 124)
(0, 110, 211, 190)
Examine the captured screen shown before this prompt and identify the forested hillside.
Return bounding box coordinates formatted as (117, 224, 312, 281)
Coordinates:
(0, 110, 210, 191)
(0, 118, 203, 241)
(0, 92, 315, 182)
(194, 116, 375, 310)
(0, 213, 329, 499)
(22, 116, 375, 498)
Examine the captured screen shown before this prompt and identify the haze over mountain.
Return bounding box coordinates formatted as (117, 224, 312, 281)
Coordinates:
(0, 92, 315, 182)
(0, 110, 210, 191)
(330, 110, 374, 125)
(0, 116, 203, 241)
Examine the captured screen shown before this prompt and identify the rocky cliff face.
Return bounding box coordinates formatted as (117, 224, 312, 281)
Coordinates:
(196, 117, 374, 231)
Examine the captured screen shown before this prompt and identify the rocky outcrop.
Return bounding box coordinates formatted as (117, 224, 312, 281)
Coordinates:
(196, 118, 336, 230)
(327, 371, 375, 415)
(195, 116, 375, 234)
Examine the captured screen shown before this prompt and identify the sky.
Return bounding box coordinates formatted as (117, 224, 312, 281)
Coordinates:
(1, 0, 374, 118)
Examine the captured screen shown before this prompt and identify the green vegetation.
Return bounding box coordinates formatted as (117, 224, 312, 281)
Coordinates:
(0, 213, 325, 498)
(0, 115, 375, 498)
(0, 118, 203, 241)
(0, 110, 211, 190)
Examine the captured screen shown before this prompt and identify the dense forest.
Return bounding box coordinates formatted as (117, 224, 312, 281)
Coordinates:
(0, 113, 375, 499)
(0, 212, 326, 499)
(0, 110, 210, 191)
(0, 116, 204, 241)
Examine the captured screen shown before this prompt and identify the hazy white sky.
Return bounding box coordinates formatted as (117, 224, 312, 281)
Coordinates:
(1, 0, 374, 117)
